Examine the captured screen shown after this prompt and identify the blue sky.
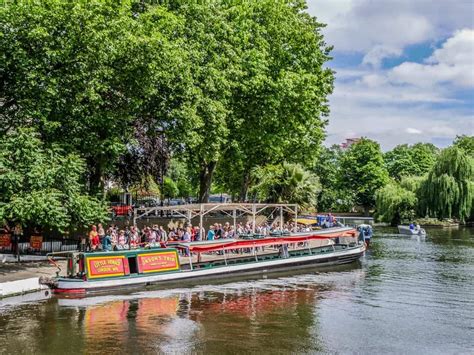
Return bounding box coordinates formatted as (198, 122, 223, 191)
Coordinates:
(306, 0, 474, 150)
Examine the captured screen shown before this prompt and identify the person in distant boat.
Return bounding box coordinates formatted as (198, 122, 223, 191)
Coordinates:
(409, 223, 415, 230)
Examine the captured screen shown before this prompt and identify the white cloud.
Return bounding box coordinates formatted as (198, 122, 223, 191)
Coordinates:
(307, 0, 473, 53)
(307, 1, 474, 150)
(389, 29, 474, 88)
(325, 62, 473, 150)
(427, 28, 474, 65)
(406, 128, 422, 135)
(362, 45, 402, 68)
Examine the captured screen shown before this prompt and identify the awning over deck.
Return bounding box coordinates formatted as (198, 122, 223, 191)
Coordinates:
(176, 228, 357, 253)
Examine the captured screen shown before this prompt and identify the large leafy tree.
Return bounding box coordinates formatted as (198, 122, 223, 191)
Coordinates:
(0, 129, 107, 231)
(155, 1, 241, 203)
(1, 1, 190, 194)
(313, 145, 354, 211)
(384, 143, 439, 180)
(420, 146, 474, 222)
(340, 139, 389, 215)
(218, 0, 333, 200)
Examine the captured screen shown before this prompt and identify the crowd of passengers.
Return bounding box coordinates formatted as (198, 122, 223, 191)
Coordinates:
(83, 214, 341, 252)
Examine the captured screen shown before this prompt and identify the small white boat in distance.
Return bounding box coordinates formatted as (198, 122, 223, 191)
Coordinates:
(398, 225, 426, 236)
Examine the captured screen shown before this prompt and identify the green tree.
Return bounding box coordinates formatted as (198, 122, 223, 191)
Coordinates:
(375, 182, 417, 225)
(384, 143, 438, 180)
(453, 135, 474, 157)
(313, 145, 354, 211)
(251, 163, 321, 208)
(161, 177, 179, 202)
(340, 138, 389, 215)
(420, 146, 474, 222)
(1, 1, 190, 194)
(218, 0, 333, 200)
(159, 1, 240, 203)
(0, 129, 107, 231)
(167, 158, 195, 199)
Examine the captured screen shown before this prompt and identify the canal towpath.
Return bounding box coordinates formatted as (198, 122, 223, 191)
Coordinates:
(0, 257, 64, 298)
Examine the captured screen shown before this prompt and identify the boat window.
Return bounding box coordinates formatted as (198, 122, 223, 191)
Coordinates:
(128, 257, 138, 274)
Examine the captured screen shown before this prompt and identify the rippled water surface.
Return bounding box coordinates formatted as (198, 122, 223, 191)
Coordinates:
(1, 227, 473, 354)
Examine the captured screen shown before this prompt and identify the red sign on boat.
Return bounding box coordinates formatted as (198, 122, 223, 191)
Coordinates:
(0, 234, 11, 248)
(137, 251, 179, 273)
(86, 256, 129, 279)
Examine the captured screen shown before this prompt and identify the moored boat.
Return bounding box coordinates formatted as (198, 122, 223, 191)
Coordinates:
(42, 226, 365, 295)
(397, 225, 426, 236)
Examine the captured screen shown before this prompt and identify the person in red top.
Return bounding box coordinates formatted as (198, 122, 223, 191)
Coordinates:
(89, 225, 100, 251)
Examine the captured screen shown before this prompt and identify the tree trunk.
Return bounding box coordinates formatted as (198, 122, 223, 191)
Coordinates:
(198, 161, 217, 203)
(239, 172, 251, 202)
(363, 205, 370, 217)
(88, 160, 103, 196)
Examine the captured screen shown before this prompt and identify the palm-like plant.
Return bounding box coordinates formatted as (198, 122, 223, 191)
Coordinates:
(251, 163, 321, 208)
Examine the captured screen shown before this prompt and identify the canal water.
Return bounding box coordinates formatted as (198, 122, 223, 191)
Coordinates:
(0, 227, 473, 354)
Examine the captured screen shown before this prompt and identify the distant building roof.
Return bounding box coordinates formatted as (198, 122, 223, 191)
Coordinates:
(340, 137, 361, 149)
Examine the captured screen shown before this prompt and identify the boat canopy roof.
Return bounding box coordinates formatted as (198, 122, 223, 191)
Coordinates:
(176, 228, 357, 253)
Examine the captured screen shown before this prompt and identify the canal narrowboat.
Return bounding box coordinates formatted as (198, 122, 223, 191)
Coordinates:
(43, 226, 365, 295)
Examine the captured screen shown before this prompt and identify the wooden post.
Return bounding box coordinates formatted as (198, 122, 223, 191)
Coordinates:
(280, 206, 283, 231)
(187, 210, 192, 226)
(252, 204, 256, 233)
(294, 205, 298, 233)
(199, 204, 204, 240)
(233, 208, 236, 232)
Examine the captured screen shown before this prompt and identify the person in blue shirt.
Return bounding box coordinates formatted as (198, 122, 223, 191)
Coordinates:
(102, 231, 112, 251)
(207, 226, 215, 241)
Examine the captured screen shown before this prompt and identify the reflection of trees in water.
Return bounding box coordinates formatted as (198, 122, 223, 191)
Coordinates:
(0, 299, 86, 354)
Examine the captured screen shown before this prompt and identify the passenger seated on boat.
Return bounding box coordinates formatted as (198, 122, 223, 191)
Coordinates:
(117, 230, 127, 248)
(89, 225, 100, 251)
(102, 233, 112, 251)
(182, 227, 191, 256)
(409, 223, 415, 230)
(207, 226, 215, 241)
(130, 226, 140, 249)
(159, 226, 168, 244)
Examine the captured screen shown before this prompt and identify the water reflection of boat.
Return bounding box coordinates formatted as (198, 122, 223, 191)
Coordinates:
(84, 301, 129, 339)
(43, 227, 365, 295)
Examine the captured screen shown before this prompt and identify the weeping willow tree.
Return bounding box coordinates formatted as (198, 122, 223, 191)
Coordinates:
(420, 147, 474, 222)
(375, 182, 418, 225)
